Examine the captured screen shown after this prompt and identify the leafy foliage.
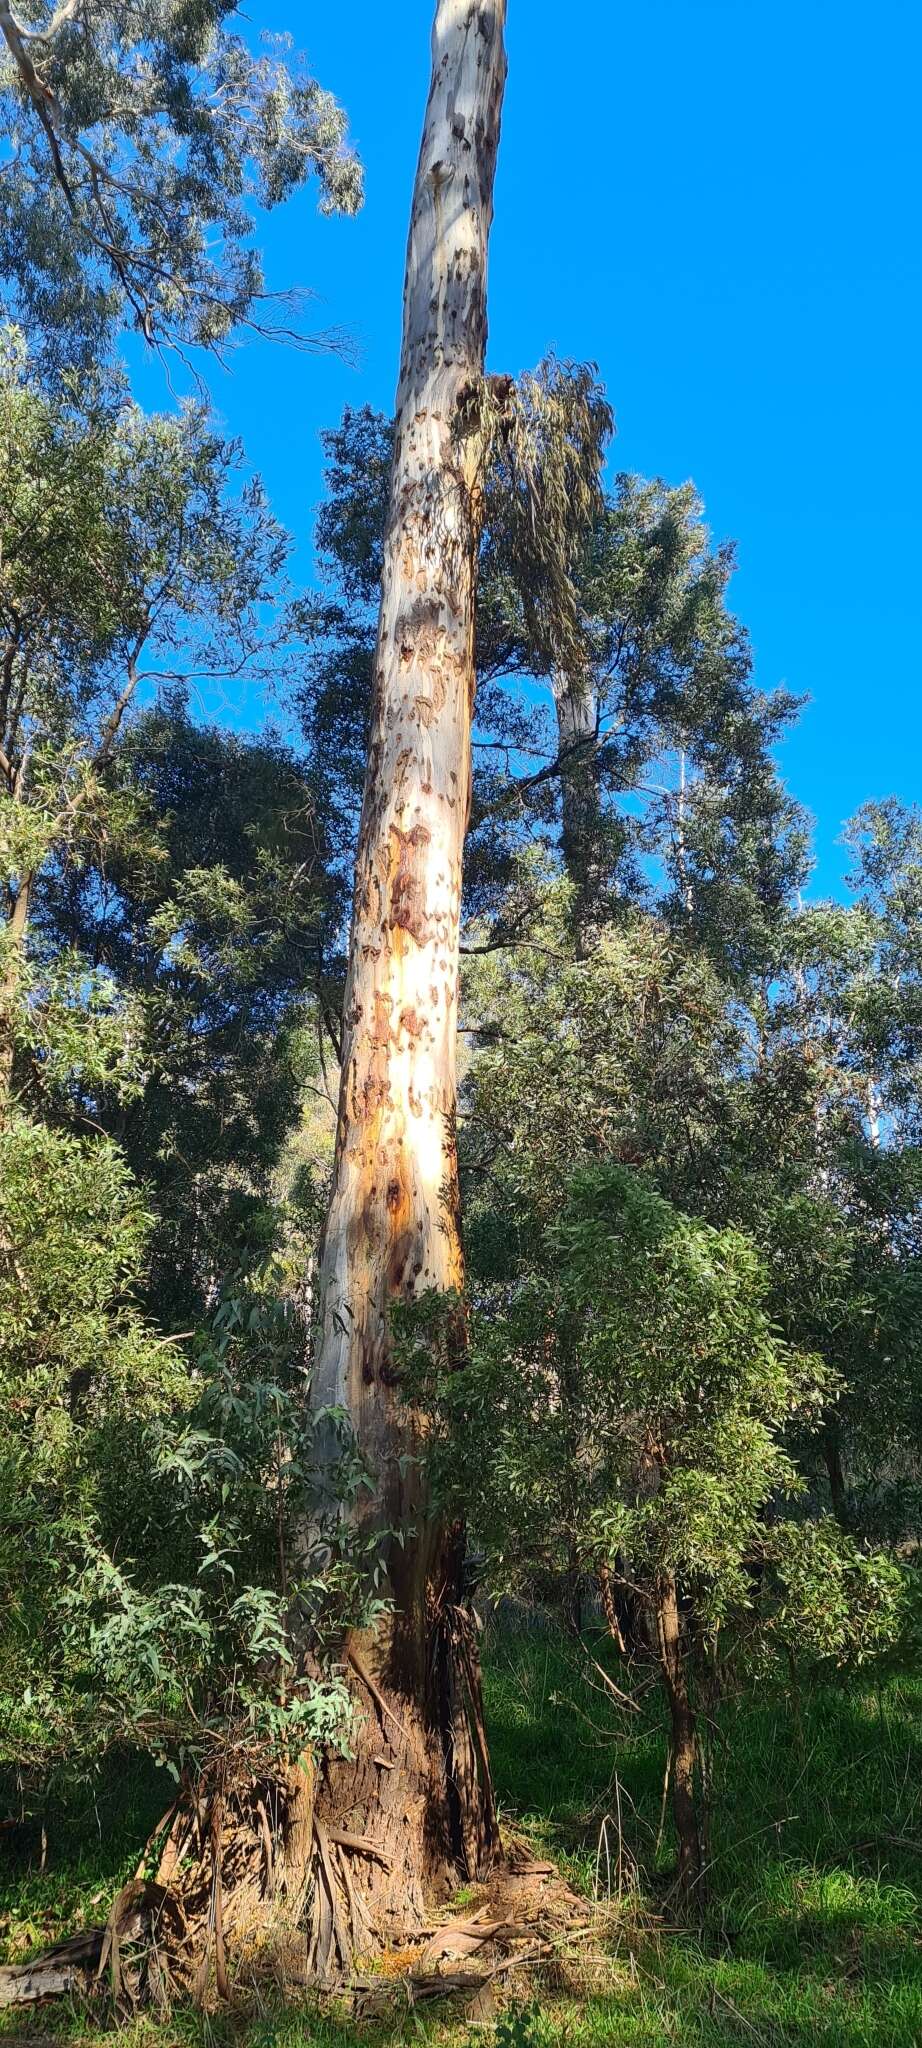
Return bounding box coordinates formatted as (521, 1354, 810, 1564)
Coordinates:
(40, 693, 339, 1324)
(0, 1156, 383, 1777)
(403, 1167, 846, 1639)
(294, 387, 806, 957)
(0, 2, 362, 364)
(2, 264, 921, 1990)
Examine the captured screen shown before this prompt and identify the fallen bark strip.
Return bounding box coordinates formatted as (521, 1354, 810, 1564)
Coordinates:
(0, 1921, 113, 2007)
(0, 1880, 185, 2009)
(345, 1646, 410, 1748)
(0, 1954, 88, 2007)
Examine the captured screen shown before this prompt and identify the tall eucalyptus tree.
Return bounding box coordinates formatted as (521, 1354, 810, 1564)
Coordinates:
(309, 0, 508, 1949)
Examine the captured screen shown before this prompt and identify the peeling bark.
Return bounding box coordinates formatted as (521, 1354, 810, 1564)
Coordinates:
(310, 0, 508, 1942)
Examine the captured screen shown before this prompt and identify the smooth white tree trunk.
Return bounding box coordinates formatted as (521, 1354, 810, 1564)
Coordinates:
(313, 0, 508, 1537)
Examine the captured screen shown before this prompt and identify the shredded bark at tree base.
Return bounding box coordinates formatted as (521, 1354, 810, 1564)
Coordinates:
(0, 1826, 592, 2016)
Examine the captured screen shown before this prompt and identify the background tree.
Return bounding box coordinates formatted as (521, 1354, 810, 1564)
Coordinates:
(459, 834, 922, 1542)
(404, 1163, 910, 1902)
(296, 386, 805, 980)
(0, 332, 294, 1125)
(38, 694, 339, 1326)
(0, 1103, 383, 1948)
(732, 812, 922, 1533)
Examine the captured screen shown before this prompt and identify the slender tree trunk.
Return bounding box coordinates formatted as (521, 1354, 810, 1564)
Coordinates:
(309, 0, 507, 1950)
(823, 1419, 848, 1527)
(655, 1570, 703, 1904)
(596, 1559, 626, 1656)
(552, 673, 603, 938)
(674, 749, 694, 916)
(0, 877, 30, 1123)
(866, 1070, 882, 1151)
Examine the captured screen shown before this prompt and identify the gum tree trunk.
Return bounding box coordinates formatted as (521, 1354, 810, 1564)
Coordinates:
(309, 0, 507, 1953)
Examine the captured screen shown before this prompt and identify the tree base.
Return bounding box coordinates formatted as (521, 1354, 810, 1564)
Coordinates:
(307, 1598, 499, 1976)
(0, 1599, 500, 2008)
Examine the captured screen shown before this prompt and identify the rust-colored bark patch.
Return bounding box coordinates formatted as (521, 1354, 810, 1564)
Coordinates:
(389, 823, 434, 946)
(399, 1004, 429, 1044)
(383, 1155, 420, 1301)
(358, 991, 395, 1120)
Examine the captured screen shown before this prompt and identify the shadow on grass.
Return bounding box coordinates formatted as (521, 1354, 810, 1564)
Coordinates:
(0, 1754, 169, 1967)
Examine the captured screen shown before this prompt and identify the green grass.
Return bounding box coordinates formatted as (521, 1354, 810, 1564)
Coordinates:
(482, 1629, 922, 2043)
(3, 1631, 922, 2046)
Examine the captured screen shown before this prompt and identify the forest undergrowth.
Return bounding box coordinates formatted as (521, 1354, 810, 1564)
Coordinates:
(2, 1622, 921, 2048)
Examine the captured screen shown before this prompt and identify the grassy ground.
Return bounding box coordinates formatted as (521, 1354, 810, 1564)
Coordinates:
(2, 1628, 922, 2045)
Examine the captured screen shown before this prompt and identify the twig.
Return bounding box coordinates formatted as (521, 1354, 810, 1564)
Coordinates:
(347, 1645, 411, 1747)
(327, 1829, 392, 1869)
(655, 1747, 672, 1861)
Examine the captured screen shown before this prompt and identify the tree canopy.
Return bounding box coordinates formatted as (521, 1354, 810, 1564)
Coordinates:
(0, 1, 361, 365)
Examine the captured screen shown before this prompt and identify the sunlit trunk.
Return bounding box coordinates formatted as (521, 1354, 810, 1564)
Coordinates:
(309, 0, 508, 1951)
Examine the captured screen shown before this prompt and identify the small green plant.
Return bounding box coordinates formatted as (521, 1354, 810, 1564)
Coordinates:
(490, 2003, 548, 2048)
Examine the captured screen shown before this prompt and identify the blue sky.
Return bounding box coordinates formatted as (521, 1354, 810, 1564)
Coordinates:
(141, 0, 921, 898)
